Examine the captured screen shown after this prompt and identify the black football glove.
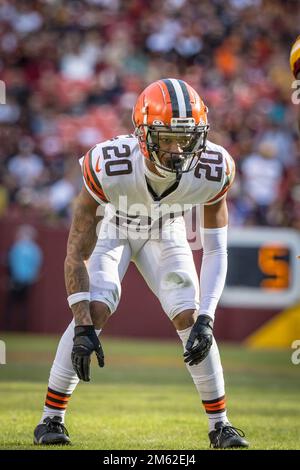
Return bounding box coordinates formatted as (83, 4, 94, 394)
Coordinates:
(183, 315, 213, 366)
(72, 325, 104, 382)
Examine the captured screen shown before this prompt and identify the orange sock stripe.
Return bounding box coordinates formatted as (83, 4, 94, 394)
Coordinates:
(45, 399, 68, 409)
(204, 405, 226, 410)
(204, 400, 226, 409)
(47, 391, 70, 402)
(203, 401, 226, 413)
(204, 405, 226, 412)
(202, 395, 226, 413)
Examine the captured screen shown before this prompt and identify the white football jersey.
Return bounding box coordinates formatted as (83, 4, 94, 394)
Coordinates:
(79, 134, 235, 233)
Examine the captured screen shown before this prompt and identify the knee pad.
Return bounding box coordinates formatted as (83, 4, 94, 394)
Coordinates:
(89, 269, 121, 314)
(159, 270, 199, 319)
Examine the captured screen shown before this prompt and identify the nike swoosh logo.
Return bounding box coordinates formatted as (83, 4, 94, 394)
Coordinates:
(95, 157, 101, 173)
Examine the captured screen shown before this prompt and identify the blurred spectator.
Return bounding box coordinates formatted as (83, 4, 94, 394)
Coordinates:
(7, 136, 44, 187)
(5, 225, 43, 331)
(240, 141, 284, 225)
(47, 172, 77, 219)
(0, 0, 299, 227)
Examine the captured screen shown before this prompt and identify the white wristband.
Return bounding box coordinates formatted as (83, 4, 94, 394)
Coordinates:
(67, 292, 91, 308)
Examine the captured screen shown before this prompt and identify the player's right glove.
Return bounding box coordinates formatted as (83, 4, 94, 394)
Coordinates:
(183, 315, 213, 366)
(72, 325, 104, 382)
(290, 36, 300, 78)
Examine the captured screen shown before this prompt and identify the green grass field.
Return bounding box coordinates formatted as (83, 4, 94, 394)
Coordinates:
(0, 333, 299, 450)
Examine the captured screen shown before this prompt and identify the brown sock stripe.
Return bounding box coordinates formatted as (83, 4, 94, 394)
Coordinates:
(202, 395, 226, 414)
(45, 399, 68, 409)
(45, 402, 68, 411)
(48, 387, 71, 398)
(202, 395, 225, 405)
(205, 407, 226, 414)
(44, 388, 71, 410)
(47, 391, 70, 402)
(46, 395, 69, 406)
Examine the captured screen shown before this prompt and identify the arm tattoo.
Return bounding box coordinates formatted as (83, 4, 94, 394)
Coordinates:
(64, 189, 102, 325)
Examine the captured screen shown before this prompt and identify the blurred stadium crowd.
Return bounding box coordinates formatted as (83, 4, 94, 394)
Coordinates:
(0, 0, 299, 228)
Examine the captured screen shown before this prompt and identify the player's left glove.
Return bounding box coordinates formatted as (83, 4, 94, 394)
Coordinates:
(72, 325, 104, 382)
(290, 35, 300, 78)
(183, 315, 213, 366)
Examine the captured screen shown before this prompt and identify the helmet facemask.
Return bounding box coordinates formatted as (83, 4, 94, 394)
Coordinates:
(137, 118, 209, 180)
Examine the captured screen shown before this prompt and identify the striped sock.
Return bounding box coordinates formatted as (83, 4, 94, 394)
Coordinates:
(202, 395, 229, 432)
(40, 387, 72, 424)
(177, 327, 228, 432)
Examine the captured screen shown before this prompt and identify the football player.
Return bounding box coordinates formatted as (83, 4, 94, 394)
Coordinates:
(33, 79, 249, 449)
(290, 35, 300, 131)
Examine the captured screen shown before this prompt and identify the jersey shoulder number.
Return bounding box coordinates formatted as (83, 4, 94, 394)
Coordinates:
(200, 142, 235, 205)
(80, 135, 137, 205)
(100, 134, 136, 177)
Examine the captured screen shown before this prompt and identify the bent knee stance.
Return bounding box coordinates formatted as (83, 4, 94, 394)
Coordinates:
(159, 269, 199, 320)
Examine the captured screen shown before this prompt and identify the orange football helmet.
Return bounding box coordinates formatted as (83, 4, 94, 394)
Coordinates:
(132, 78, 209, 178)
